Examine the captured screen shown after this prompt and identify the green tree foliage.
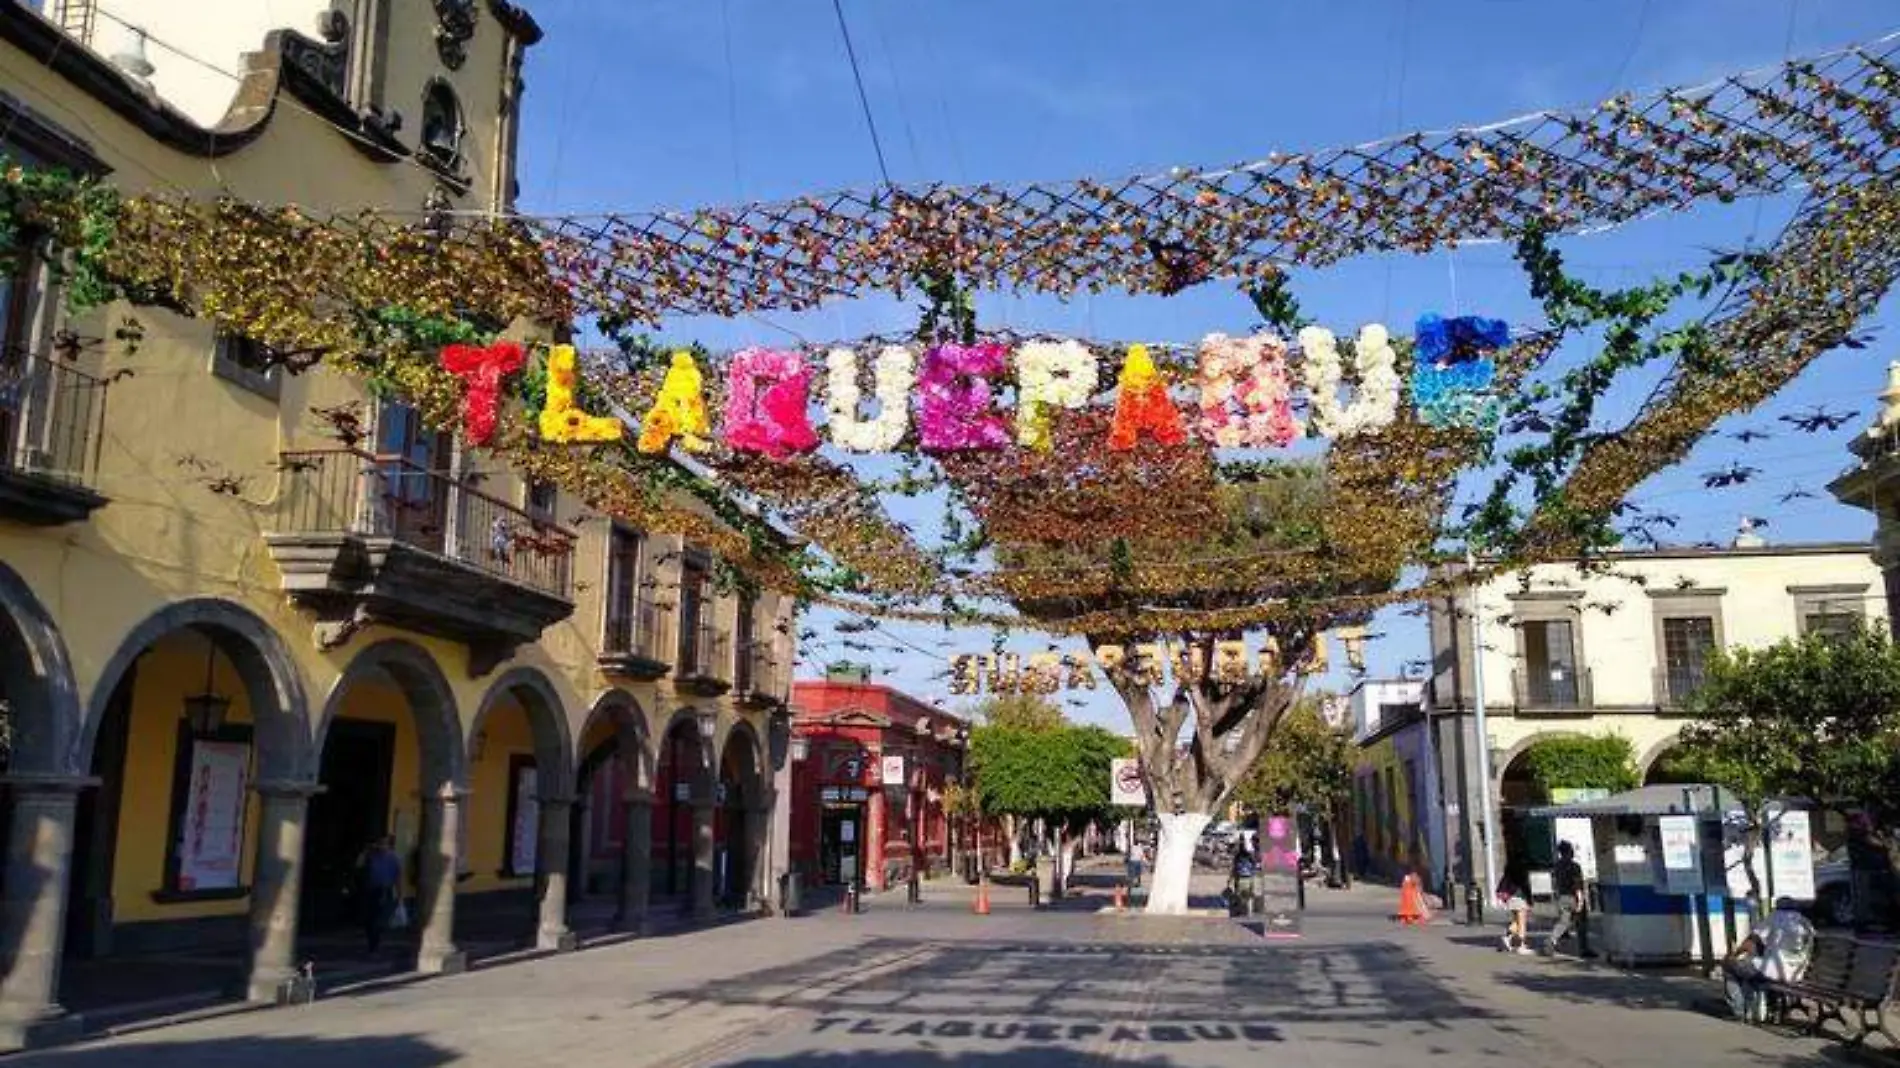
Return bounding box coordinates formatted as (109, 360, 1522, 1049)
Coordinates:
(967, 724, 1131, 830)
(1235, 699, 1353, 815)
(1521, 735, 1639, 799)
(973, 693, 1066, 733)
(1677, 626, 1900, 824)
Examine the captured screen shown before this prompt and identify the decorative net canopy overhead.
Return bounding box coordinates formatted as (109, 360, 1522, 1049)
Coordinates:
(5, 34, 1900, 639)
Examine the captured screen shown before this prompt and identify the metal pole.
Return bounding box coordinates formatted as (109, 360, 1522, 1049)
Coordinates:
(1467, 550, 1502, 918)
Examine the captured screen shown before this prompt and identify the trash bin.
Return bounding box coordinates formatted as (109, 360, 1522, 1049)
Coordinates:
(778, 872, 801, 916)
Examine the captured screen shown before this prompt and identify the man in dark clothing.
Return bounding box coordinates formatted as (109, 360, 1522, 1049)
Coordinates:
(1544, 841, 1586, 956)
(359, 836, 402, 954)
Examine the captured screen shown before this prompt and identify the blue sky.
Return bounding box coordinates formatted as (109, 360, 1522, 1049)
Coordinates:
(513, 1, 1900, 729)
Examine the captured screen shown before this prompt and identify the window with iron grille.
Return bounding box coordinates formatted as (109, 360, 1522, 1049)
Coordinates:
(1521, 619, 1581, 705)
(604, 526, 642, 654)
(679, 558, 709, 672)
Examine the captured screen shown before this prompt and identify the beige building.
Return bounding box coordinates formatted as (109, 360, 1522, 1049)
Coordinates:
(0, 0, 793, 1048)
(1422, 541, 1883, 898)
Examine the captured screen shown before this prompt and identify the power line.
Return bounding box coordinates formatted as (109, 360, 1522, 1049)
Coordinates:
(827, 0, 893, 187)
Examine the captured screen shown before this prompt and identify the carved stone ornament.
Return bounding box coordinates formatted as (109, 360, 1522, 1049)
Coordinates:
(433, 0, 477, 70)
(280, 10, 351, 99)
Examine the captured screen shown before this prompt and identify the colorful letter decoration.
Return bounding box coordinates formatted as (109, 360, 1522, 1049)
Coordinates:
(1298, 324, 1401, 438)
(637, 351, 711, 454)
(723, 347, 818, 459)
(1014, 340, 1098, 450)
(1412, 313, 1507, 431)
(1194, 333, 1299, 448)
(917, 342, 1010, 452)
(538, 344, 624, 444)
(1108, 345, 1187, 451)
(440, 340, 526, 446)
(826, 345, 915, 452)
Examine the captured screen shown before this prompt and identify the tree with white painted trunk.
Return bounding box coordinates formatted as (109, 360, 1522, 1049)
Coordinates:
(1007, 467, 1386, 914)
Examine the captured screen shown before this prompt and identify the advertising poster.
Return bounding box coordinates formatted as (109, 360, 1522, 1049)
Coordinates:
(177, 740, 249, 891)
(1767, 808, 1816, 902)
(1655, 815, 1702, 895)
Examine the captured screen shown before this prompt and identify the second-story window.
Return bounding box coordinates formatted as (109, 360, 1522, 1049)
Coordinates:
(736, 594, 757, 693)
(1661, 615, 1717, 702)
(374, 401, 452, 550)
(210, 332, 283, 401)
(1520, 618, 1579, 706)
(525, 478, 557, 523)
(604, 525, 642, 654)
(679, 556, 709, 674)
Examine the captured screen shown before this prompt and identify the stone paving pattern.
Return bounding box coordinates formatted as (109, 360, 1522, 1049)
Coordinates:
(8, 872, 1885, 1067)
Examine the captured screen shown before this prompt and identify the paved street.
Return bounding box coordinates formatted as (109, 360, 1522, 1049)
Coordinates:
(8, 877, 1878, 1067)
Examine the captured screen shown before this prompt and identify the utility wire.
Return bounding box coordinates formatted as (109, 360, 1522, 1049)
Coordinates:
(828, 0, 893, 187)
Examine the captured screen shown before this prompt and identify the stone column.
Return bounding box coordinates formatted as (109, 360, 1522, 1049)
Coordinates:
(691, 799, 716, 920)
(247, 781, 320, 1003)
(0, 776, 89, 1050)
(535, 794, 576, 951)
(615, 790, 653, 932)
(416, 784, 467, 975)
(746, 794, 773, 912)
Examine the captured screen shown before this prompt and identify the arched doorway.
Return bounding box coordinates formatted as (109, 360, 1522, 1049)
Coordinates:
(0, 563, 85, 1040)
(715, 722, 763, 910)
(1642, 738, 1696, 786)
(309, 641, 463, 973)
(654, 710, 712, 915)
(463, 668, 575, 953)
(68, 599, 311, 1007)
(572, 691, 650, 930)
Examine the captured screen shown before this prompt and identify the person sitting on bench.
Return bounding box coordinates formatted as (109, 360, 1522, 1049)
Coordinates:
(1724, 898, 1815, 1022)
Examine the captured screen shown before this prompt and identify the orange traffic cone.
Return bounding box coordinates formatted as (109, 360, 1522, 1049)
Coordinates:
(974, 878, 991, 916)
(1397, 872, 1428, 926)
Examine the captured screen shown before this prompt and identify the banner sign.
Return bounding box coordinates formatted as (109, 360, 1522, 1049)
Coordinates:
(177, 739, 249, 891)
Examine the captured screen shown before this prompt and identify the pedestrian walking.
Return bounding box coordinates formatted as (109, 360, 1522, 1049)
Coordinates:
(1496, 866, 1533, 955)
(1543, 841, 1586, 956)
(1124, 839, 1145, 889)
(358, 835, 403, 955)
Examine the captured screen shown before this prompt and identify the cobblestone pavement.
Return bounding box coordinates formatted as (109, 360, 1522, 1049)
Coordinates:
(8, 875, 1886, 1067)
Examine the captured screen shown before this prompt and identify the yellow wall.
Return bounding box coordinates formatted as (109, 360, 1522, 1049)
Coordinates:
(462, 696, 535, 895)
(110, 634, 258, 924)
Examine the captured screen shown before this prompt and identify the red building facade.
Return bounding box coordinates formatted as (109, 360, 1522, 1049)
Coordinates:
(789, 679, 965, 891)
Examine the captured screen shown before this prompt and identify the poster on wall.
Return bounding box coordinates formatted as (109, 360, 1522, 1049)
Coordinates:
(880, 755, 905, 786)
(510, 764, 539, 876)
(1655, 815, 1703, 895)
(177, 740, 250, 891)
(1767, 808, 1816, 902)
(1110, 758, 1147, 807)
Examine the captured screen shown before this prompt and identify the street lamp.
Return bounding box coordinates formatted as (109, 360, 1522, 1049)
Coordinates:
(180, 635, 230, 738)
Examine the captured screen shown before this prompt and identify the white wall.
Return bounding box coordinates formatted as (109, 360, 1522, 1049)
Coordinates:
(1351, 678, 1424, 743)
(89, 1, 330, 127)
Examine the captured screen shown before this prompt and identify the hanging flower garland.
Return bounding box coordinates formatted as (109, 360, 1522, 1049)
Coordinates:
(440, 340, 525, 446)
(1412, 313, 1506, 431)
(1298, 324, 1401, 438)
(826, 345, 915, 452)
(637, 351, 712, 453)
(1108, 344, 1187, 451)
(1014, 339, 1098, 451)
(917, 342, 1011, 452)
(539, 345, 625, 444)
(723, 347, 819, 459)
(1195, 333, 1299, 448)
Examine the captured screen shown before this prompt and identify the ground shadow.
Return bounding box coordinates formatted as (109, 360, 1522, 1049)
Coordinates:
(1492, 962, 1729, 1016)
(649, 935, 1498, 1033)
(6, 1032, 454, 1068)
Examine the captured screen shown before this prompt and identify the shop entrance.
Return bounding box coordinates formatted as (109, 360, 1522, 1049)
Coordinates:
(304, 719, 395, 929)
(819, 804, 864, 887)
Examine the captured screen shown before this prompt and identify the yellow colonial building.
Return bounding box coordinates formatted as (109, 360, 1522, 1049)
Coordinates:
(0, 0, 793, 1047)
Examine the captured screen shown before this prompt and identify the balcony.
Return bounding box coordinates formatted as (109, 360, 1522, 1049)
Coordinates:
(735, 638, 786, 708)
(266, 448, 576, 675)
(599, 593, 671, 680)
(1510, 666, 1593, 712)
(676, 615, 731, 697)
(0, 353, 109, 525)
(1654, 667, 1708, 710)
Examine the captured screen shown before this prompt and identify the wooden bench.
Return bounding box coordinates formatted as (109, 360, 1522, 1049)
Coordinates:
(1762, 934, 1900, 1045)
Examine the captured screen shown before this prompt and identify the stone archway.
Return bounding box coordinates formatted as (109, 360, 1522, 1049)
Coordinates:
(573, 690, 652, 930)
(312, 640, 466, 974)
(69, 598, 313, 1007)
(655, 708, 714, 918)
(0, 563, 85, 1043)
(467, 667, 577, 952)
(1639, 733, 1693, 785)
(716, 719, 767, 911)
